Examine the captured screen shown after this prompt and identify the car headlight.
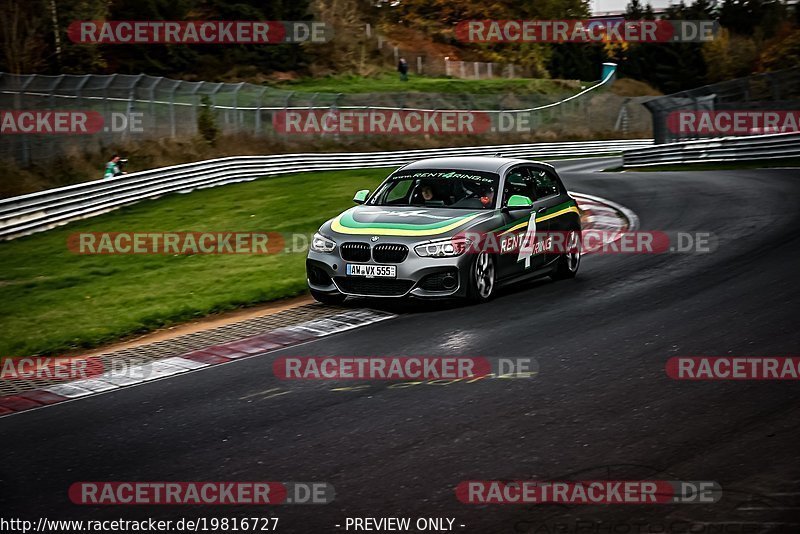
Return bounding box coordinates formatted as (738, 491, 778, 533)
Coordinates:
(311, 233, 336, 253)
(414, 237, 470, 258)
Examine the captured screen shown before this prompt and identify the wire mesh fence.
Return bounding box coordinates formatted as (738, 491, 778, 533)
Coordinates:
(644, 67, 800, 144)
(0, 72, 652, 166)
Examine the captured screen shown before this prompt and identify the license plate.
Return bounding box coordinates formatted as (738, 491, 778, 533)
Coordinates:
(346, 264, 396, 278)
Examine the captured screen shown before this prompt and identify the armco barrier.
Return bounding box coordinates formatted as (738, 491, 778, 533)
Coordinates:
(0, 139, 651, 241)
(622, 131, 800, 167)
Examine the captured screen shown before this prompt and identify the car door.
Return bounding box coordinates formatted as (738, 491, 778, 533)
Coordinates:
(496, 165, 544, 278)
(528, 166, 565, 268)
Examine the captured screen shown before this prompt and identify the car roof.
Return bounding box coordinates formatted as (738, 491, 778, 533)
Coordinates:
(400, 156, 552, 174)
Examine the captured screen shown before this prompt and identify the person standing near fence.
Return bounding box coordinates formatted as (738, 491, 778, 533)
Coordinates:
(103, 154, 126, 179)
(398, 58, 409, 81)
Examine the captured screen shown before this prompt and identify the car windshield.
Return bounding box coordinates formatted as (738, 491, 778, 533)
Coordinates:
(368, 169, 500, 210)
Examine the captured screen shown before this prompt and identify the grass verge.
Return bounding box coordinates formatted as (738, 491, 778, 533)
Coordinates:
(272, 74, 587, 95)
(0, 168, 393, 357)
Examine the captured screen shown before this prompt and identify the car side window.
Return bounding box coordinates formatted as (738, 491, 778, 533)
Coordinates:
(502, 167, 537, 205)
(530, 169, 561, 198)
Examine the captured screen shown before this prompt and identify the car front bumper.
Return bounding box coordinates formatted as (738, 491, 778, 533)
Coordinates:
(307, 246, 473, 299)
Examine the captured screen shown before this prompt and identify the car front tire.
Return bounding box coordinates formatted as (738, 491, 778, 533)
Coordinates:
(467, 251, 496, 303)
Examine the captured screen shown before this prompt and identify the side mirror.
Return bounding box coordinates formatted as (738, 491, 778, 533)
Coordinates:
(506, 194, 533, 209)
(353, 189, 369, 204)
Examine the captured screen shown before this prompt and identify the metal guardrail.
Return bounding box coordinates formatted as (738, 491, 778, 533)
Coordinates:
(622, 131, 800, 167)
(0, 138, 652, 241)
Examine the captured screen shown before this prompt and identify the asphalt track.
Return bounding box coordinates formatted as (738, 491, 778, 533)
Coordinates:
(3, 157, 800, 533)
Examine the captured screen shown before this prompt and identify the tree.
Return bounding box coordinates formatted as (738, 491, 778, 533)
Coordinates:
(702, 27, 758, 82)
(197, 95, 219, 145)
(626, 0, 644, 19)
(548, 43, 605, 81)
(387, 0, 591, 78)
(307, 0, 373, 75)
(759, 27, 800, 70)
(53, 0, 108, 73)
(0, 0, 49, 74)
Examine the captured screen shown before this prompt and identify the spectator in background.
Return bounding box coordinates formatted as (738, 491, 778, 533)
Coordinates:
(398, 57, 409, 82)
(103, 154, 126, 179)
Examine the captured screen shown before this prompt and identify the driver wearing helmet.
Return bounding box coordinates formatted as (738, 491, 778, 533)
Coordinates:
(479, 187, 495, 207)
